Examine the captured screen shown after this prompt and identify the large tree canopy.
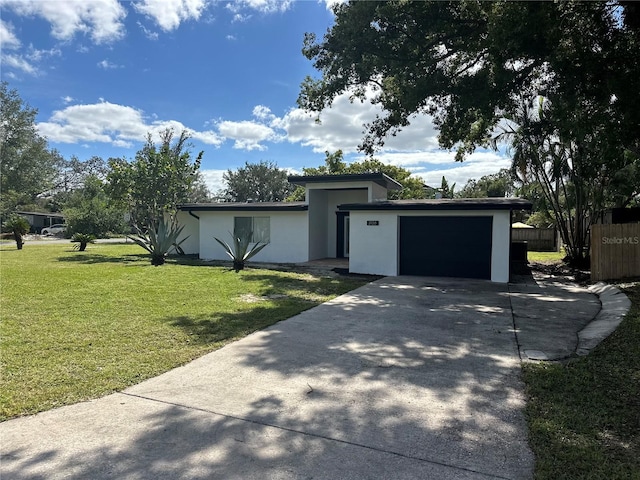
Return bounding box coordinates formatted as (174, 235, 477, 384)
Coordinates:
(220, 160, 294, 202)
(62, 175, 126, 238)
(300, 1, 639, 157)
(0, 82, 63, 215)
(106, 128, 203, 227)
(299, 1, 640, 265)
(457, 169, 514, 198)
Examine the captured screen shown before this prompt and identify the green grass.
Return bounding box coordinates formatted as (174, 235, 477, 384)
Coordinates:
(522, 284, 640, 479)
(0, 243, 369, 421)
(528, 250, 564, 264)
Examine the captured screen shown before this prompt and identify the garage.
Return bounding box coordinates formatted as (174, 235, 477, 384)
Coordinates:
(340, 198, 532, 283)
(399, 216, 493, 279)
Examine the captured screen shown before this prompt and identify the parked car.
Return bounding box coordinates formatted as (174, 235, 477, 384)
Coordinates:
(41, 224, 66, 236)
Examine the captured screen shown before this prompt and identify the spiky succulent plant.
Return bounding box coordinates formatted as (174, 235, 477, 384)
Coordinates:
(214, 230, 268, 272)
(129, 216, 189, 266)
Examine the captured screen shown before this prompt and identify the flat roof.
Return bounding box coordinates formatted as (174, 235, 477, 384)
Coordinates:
(338, 198, 533, 211)
(178, 202, 308, 212)
(16, 211, 64, 217)
(288, 173, 402, 191)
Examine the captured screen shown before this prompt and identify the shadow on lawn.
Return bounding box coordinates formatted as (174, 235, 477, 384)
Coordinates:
(55, 253, 151, 265)
(167, 302, 314, 346)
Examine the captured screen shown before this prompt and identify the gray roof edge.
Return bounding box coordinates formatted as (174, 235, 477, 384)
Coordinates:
(287, 173, 403, 190)
(178, 202, 308, 212)
(15, 210, 65, 217)
(338, 198, 533, 211)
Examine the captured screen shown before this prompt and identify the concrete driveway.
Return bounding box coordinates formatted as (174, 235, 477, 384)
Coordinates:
(2, 276, 545, 479)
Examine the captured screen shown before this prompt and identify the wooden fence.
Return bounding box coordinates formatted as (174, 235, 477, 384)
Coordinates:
(511, 227, 558, 251)
(590, 223, 640, 281)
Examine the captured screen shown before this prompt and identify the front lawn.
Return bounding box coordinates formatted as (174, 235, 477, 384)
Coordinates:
(0, 243, 369, 421)
(528, 250, 564, 264)
(523, 283, 640, 479)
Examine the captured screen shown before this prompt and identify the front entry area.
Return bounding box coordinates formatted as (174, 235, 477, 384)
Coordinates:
(399, 216, 493, 279)
(336, 212, 350, 258)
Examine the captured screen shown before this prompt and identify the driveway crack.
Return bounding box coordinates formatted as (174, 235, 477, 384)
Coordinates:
(120, 391, 515, 480)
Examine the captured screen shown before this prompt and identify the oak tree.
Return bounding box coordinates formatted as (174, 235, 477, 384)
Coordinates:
(299, 1, 640, 265)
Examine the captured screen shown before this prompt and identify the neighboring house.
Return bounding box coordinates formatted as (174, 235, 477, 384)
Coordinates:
(15, 211, 64, 233)
(177, 173, 532, 283)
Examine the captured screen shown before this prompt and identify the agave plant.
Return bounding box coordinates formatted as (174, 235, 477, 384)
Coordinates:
(129, 216, 189, 266)
(214, 230, 268, 272)
(71, 233, 96, 251)
(3, 215, 30, 250)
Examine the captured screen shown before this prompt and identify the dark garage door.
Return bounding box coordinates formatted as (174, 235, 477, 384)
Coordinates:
(399, 216, 493, 279)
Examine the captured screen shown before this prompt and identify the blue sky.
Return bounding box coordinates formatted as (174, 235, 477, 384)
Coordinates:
(1, 0, 509, 194)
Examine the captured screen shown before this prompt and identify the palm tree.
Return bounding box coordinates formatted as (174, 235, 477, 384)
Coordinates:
(3, 215, 30, 250)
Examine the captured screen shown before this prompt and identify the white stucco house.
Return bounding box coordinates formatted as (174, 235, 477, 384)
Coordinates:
(176, 173, 532, 283)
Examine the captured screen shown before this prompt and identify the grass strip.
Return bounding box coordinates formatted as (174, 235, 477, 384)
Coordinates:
(0, 243, 369, 421)
(522, 284, 640, 479)
(528, 250, 564, 264)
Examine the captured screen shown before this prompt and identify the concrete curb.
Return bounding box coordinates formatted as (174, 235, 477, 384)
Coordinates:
(576, 282, 631, 356)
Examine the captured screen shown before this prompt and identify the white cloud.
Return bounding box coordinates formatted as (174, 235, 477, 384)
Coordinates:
(273, 86, 511, 187)
(1, 42, 61, 76)
(2, 53, 37, 75)
(137, 21, 159, 40)
(216, 120, 277, 151)
(231, 13, 251, 22)
(36, 100, 225, 148)
(5, 0, 127, 44)
(412, 153, 512, 189)
(208, 105, 284, 151)
(97, 59, 121, 69)
(26, 46, 61, 62)
(134, 0, 207, 31)
(62, 96, 74, 104)
(281, 89, 439, 154)
(199, 169, 227, 194)
(252, 105, 278, 125)
(0, 19, 21, 49)
(226, 0, 292, 15)
(360, 151, 463, 167)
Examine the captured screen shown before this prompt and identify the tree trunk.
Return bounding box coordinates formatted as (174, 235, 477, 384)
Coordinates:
(14, 232, 23, 250)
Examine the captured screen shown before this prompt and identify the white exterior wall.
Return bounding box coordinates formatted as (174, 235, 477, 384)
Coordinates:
(198, 210, 308, 263)
(348, 209, 512, 283)
(349, 211, 400, 276)
(370, 183, 389, 202)
(175, 210, 200, 255)
(490, 210, 511, 282)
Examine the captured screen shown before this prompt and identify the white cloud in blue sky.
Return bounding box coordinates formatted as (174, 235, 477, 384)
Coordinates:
(1, 0, 511, 194)
(134, 0, 207, 31)
(3, 0, 127, 43)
